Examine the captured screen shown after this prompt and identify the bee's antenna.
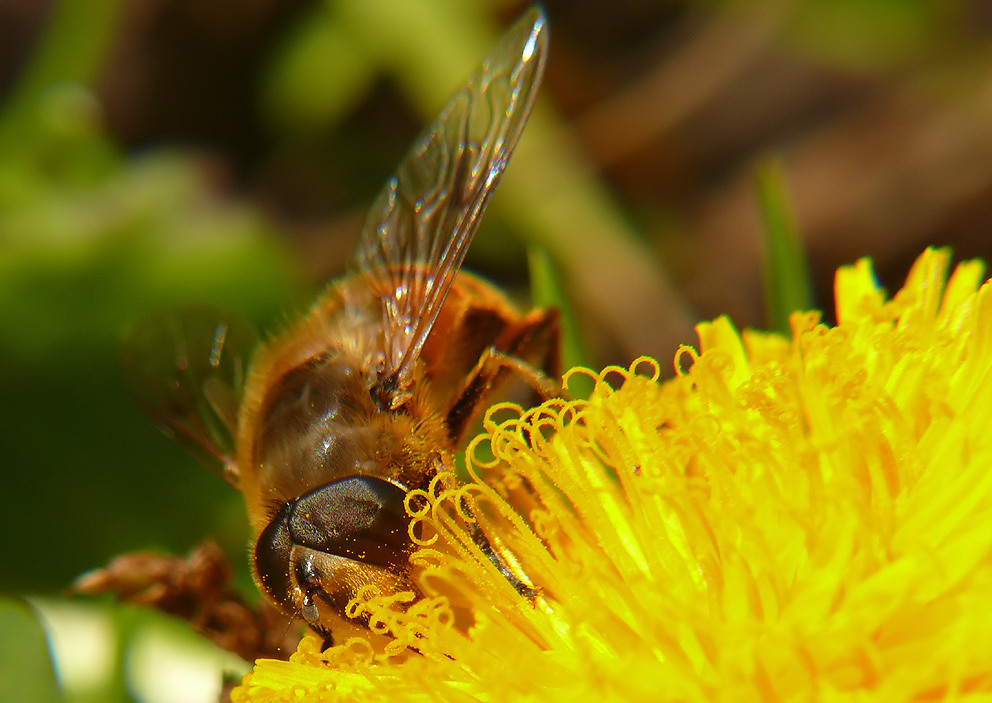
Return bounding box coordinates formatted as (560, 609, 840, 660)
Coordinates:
(279, 607, 303, 652)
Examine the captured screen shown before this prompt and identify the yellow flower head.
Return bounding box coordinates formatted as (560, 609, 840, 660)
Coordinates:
(233, 248, 992, 701)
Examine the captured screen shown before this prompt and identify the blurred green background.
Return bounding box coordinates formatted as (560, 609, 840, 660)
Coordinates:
(3, 0, 992, 699)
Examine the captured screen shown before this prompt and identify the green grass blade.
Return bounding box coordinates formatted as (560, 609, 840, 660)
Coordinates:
(754, 156, 814, 334)
(528, 244, 595, 398)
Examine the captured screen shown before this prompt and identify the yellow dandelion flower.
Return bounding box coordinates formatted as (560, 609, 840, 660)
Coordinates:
(232, 248, 992, 701)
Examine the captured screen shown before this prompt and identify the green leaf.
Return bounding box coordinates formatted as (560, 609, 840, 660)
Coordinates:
(0, 598, 63, 703)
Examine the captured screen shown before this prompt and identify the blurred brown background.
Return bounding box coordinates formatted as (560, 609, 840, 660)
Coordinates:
(8, 0, 992, 356)
(3, 0, 992, 596)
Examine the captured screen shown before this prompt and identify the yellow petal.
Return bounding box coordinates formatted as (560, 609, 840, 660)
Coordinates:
(234, 248, 992, 701)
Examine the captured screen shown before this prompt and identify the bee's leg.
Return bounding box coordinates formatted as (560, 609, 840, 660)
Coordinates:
(480, 348, 561, 400)
(317, 626, 335, 652)
(467, 521, 539, 601)
(446, 308, 562, 443)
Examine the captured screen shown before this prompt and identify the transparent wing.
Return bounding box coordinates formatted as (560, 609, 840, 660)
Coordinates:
(122, 305, 257, 488)
(348, 8, 548, 403)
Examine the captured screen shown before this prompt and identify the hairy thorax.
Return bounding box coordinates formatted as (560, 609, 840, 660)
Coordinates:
(249, 348, 443, 524)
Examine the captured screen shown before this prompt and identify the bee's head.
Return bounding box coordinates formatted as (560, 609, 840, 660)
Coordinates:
(252, 475, 416, 639)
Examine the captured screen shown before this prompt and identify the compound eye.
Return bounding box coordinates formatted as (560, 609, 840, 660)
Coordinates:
(254, 503, 295, 609)
(288, 476, 412, 567)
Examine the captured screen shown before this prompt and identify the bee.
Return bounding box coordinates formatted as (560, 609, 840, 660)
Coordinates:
(90, 8, 558, 654)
